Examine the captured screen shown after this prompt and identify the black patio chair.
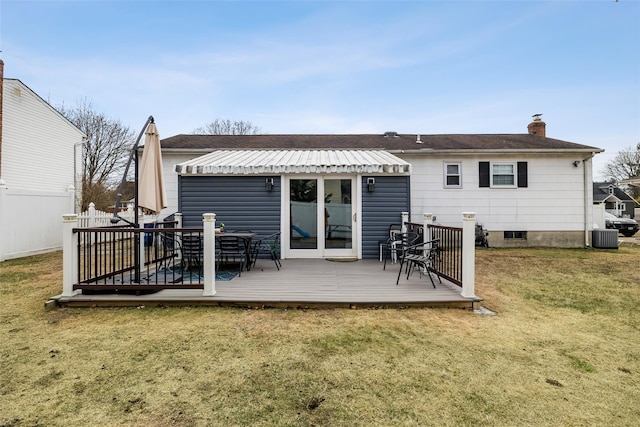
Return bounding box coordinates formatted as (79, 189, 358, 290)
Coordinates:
(395, 239, 442, 288)
(217, 235, 248, 276)
(382, 231, 420, 270)
(181, 234, 203, 273)
(251, 232, 282, 270)
(378, 224, 402, 262)
(150, 230, 188, 283)
(157, 230, 180, 270)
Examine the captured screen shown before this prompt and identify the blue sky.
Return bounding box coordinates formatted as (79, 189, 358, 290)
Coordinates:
(1, 1, 639, 180)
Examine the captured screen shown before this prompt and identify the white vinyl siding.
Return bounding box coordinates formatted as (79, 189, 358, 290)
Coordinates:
(0, 79, 85, 260)
(160, 153, 197, 219)
(2, 80, 85, 192)
(404, 154, 593, 233)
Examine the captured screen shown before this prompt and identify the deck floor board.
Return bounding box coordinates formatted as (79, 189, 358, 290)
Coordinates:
(52, 259, 481, 309)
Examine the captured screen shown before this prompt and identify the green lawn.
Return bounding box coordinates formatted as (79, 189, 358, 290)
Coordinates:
(1, 246, 638, 426)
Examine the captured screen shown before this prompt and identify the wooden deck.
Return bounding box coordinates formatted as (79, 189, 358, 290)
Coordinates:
(49, 259, 482, 309)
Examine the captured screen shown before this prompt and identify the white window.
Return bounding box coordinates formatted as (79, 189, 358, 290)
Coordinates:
(491, 162, 516, 187)
(444, 162, 462, 188)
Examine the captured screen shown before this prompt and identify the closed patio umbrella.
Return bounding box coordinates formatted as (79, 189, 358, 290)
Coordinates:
(138, 122, 166, 215)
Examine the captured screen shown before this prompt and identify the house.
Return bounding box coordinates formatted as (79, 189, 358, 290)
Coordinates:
(156, 116, 603, 257)
(0, 60, 86, 261)
(593, 182, 638, 218)
(619, 176, 640, 219)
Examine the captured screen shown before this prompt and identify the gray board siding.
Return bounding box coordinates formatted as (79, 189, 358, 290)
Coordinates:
(179, 175, 409, 260)
(361, 176, 410, 259)
(179, 175, 281, 237)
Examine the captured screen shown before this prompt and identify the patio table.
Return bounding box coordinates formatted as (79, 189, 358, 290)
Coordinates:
(215, 232, 256, 271)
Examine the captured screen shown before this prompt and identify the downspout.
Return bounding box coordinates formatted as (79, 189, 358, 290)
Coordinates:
(0, 59, 4, 179)
(583, 153, 595, 247)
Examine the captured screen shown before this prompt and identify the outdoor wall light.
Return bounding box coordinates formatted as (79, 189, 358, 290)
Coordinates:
(367, 177, 375, 192)
(573, 160, 580, 167)
(265, 177, 274, 191)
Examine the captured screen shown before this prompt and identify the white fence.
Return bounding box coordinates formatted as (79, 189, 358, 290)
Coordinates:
(77, 202, 135, 228)
(76, 202, 137, 245)
(0, 185, 75, 261)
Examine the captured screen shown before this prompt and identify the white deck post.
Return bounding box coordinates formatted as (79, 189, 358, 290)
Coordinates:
(62, 214, 79, 297)
(423, 213, 434, 243)
(401, 211, 409, 232)
(461, 212, 477, 299)
(202, 213, 217, 296)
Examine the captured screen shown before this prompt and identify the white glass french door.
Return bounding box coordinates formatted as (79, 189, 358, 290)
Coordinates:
(286, 176, 357, 258)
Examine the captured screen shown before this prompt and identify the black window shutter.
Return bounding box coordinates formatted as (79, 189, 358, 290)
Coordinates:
(517, 162, 528, 188)
(479, 162, 490, 187)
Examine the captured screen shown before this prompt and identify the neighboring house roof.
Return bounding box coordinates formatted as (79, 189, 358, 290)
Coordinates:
(176, 149, 411, 175)
(161, 133, 603, 154)
(593, 182, 637, 204)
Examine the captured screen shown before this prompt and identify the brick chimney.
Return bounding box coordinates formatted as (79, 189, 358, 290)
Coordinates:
(527, 114, 546, 137)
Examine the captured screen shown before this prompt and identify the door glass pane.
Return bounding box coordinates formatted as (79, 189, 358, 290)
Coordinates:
(324, 179, 352, 249)
(290, 179, 317, 249)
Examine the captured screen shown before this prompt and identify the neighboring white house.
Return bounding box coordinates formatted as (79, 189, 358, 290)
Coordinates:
(155, 116, 603, 254)
(0, 60, 86, 261)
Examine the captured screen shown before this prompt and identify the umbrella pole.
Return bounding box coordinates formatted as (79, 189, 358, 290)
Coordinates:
(111, 115, 154, 225)
(110, 115, 154, 283)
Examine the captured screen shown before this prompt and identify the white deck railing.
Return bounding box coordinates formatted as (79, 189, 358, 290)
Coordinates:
(61, 212, 476, 300)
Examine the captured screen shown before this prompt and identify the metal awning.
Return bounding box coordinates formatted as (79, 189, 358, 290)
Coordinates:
(175, 150, 411, 175)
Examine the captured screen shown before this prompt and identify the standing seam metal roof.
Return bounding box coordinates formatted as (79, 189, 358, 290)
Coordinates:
(175, 150, 411, 175)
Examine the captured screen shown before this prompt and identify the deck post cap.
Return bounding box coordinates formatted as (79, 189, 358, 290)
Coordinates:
(203, 213, 216, 222)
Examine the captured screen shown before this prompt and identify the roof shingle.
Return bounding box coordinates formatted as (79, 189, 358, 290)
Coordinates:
(161, 133, 602, 152)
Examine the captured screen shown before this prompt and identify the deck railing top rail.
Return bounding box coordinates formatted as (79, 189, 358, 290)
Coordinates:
(74, 226, 198, 233)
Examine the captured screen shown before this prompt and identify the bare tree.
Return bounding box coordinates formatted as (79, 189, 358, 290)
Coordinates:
(58, 99, 135, 210)
(603, 143, 640, 199)
(192, 118, 262, 135)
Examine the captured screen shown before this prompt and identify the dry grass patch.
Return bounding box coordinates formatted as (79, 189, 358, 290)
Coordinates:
(1, 247, 639, 426)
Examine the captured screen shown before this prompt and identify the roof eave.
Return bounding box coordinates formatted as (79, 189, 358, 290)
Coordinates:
(388, 148, 605, 155)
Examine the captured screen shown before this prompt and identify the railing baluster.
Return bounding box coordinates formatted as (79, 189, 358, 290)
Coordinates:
(407, 221, 463, 287)
(72, 224, 203, 291)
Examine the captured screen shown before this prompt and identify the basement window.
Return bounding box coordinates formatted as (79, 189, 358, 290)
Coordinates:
(504, 231, 527, 240)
